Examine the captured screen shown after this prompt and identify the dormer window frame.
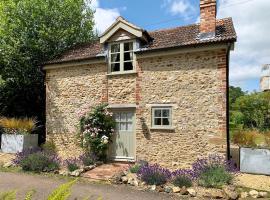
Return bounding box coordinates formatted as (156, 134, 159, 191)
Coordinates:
(108, 39, 136, 75)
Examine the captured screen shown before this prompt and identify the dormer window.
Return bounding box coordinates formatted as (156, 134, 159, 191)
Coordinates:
(109, 41, 135, 74)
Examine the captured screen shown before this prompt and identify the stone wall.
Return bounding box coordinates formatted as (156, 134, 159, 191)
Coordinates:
(45, 63, 107, 158)
(135, 49, 227, 169)
(45, 48, 227, 168)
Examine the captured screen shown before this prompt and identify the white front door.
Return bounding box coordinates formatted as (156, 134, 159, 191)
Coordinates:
(110, 110, 135, 161)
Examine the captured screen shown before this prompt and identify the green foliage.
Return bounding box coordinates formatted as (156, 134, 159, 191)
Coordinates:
(232, 130, 258, 147)
(24, 190, 35, 200)
(0, 190, 16, 200)
(233, 92, 270, 131)
(172, 175, 192, 188)
(47, 180, 76, 200)
(198, 166, 233, 188)
(20, 152, 59, 172)
(129, 164, 141, 174)
(79, 104, 116, 161)
(229, 86, 246, 109)
(42, 140, 57, 154)
(67, 163, 79, 172)
(0, 0, 96, 141)
(230, 86, 270, 133)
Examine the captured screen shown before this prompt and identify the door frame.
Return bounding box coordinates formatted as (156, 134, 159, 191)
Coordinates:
(109, 108, 136, 162)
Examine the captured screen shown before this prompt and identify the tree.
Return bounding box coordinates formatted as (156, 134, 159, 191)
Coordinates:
(234, 92, 270, 131)
(229, 86, 245, 109)
(0, 0, 96, 142)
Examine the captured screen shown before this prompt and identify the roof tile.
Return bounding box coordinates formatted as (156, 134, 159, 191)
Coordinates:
(46, 18, 236, 65)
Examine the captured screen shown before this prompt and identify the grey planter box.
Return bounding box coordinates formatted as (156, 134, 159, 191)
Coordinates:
(1, 134, 38, 153)
(240, 147, 270, 175)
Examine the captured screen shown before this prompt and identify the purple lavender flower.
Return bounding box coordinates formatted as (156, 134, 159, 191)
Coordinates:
(191, 154, 238, 179)
(137, 164, 171, 185)
(12, 147, 41, 165)
(64, 157, 81, 172)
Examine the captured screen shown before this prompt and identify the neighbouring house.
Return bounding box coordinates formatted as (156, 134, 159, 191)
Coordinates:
(43, 0, 237, 169)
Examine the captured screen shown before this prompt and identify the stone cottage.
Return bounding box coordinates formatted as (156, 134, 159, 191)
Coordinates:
(43, 0, 237, 168)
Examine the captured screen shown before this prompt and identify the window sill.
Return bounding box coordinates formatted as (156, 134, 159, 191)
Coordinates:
(107, 71, 137, 76)
(150, 127, 175, 131)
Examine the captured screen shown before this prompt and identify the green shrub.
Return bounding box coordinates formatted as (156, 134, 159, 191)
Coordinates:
(20, 152, 59, 172)
(198, 166, 233, 188)
(64, 158, 80, 172)
(42, 140, 57, 154)
(172, 175, 192, 188)
(232, 130, 258, 147)
(129, 164, 141, 174)
(79, 153, 97, 166)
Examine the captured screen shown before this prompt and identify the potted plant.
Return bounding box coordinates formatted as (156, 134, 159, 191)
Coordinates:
(232, 130, 270, 175)
(0, 117, 38, 153)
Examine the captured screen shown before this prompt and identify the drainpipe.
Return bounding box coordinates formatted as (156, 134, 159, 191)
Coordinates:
(226, 43, 231, 160)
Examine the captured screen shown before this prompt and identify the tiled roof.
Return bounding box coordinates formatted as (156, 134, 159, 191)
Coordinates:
(45, 18, 236, 65)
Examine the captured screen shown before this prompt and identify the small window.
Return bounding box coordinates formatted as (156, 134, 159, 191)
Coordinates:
(152, 107, 172, 128)
(109, 41, 135, 73)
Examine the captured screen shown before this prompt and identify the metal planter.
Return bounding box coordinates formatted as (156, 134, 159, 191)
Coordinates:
(240, 147, 270, 175)
(1, 134, 38, 153)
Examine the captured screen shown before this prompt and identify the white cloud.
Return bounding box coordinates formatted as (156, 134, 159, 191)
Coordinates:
(217, 0, 270, 91)
(88, 0, 120, 34)
(162, 0, 194, 18)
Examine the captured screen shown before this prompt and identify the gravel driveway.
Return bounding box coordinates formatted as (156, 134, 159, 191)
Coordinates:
(0, 172, 177, 200)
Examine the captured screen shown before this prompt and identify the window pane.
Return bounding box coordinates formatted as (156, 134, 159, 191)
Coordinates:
(154, 109, 162, 117)
(116, 122, 120, 130)
(126, 113, 133, 122)
(124, 62, 133, 71)
(124, 42, 133, 51)
(127, 122, 133, 131)
(162, 118, 170, 126)
(124, 52, 133, 61)
(120, 113, 126, 122)
(114, 113, 120, 122)
(111, 53, 120, 62)
(111, 44, 120, 53)
(162, 109, 170, 117)
(120, 122, 126, 131)
(154, 118, 162, 126)
(111, 63, 120, 72)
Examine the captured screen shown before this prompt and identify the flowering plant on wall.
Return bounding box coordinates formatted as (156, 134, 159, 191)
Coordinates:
(78, 104, 116, 161)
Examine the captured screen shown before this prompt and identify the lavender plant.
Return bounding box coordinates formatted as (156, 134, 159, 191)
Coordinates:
(191, 154, 237, 188)
(137, 164, 171, 185)
(13, 147, 60, 172)
(64, 158, 80, 172)
(79, 153, 97, 166)
(171, 169, 193, 187)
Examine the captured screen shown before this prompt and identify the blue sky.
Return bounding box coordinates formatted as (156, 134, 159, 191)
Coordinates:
(91, 0, 270, 92)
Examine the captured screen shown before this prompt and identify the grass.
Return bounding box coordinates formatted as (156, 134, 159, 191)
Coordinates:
(0, 117, 37, 134)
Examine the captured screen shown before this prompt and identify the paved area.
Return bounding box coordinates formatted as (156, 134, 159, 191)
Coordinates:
(234, 173, 270, 192)
(83, 163, 129, 180)
(0, 172, 176, 200)
(0, 152, 15, 165)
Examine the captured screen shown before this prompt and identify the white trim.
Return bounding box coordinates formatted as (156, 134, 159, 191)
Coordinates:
(100, 20, 143, 44)
(151, 106, 173, 129)
(43, 58, 105, 70)
(108, 40, 136, 74)
(110, 156, 135, 162)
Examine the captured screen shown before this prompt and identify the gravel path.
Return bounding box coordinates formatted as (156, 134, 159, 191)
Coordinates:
(0, 172, 177, 200)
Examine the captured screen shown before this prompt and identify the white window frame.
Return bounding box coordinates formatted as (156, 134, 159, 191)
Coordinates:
(108, 40, 136, 74)
(151, 107, 173, 129)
